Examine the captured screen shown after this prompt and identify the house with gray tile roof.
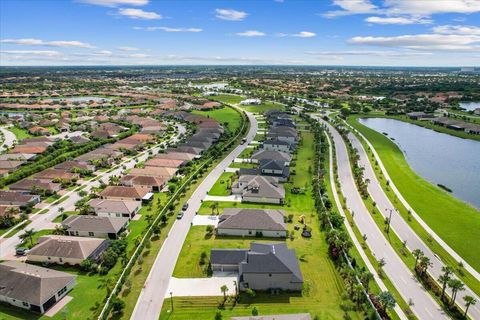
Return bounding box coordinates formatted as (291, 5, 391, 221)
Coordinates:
(251, 150, 292, 166)
(62, 215, 129, 239)
(88, 198, 141, 219)
(27, 235, 110, 265)
(232, 175, 285, 204)
(210, 243, 303, 291)
(0, 261, 76, 314)
(217, 208, 286, 238)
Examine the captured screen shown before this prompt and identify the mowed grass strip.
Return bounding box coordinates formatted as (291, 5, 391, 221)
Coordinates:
(348, 115, 480, 272)
(192, 106, 242, 133)
(207, 172, 235, 196)
(169, 131, 363, 319)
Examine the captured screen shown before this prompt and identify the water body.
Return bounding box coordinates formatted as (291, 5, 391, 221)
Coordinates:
(359, 118, 480, 209)
(460, 102, 480, 111)
(50, 96, 111, 102)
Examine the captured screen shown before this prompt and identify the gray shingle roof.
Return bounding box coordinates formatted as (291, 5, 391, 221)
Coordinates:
(27, 235, 109, 260)
(0, 261, 75, 306)
(62, 215, 128, 234)
(210, 249, 248, 265)
(218, 208, 286, 232)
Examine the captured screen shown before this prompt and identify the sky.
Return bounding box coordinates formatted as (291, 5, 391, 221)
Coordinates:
(0, 0, 479, 67)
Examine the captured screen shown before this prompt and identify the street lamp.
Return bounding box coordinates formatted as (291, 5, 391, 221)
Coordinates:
(170, 291, 173, 312)
(385, 208, 397, 234)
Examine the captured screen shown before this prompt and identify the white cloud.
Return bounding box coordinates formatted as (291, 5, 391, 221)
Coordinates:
(365, 16, 432, 25)
(236, 30, 266, 37)
(324, 0, 480, 18)
(349, 33, 480, 51)
(78, 0, 148, 7)
(135, 26, 202, 32)
(118, 8, 161, 19)
(306, 50, 432, 57)
(215, 8, 248, 21)
(0, 38, 95, 48)
(127, 53, 150, 58)
(433, 25, 480, 35)
(117, 46, 140, 51)
(0, 50, 62, 57)
(292, 31, 316, 38)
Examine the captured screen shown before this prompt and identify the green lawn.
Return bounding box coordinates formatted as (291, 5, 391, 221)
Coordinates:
(207, 172, 235, 196)
(52, 211, 79, 223)
(8, 126, 32, 141)
(238, 147, 255, 158)
(169, 131, 362, 319)
(348, 115, 480, 273)
(240, 101, 285, 114)
(210, 94, 245, 105)
(192, 106, 242, 133)
(228, 162, 257, 169)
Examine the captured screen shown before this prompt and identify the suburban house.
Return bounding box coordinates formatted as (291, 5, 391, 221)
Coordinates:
(0, 261, 76, 314)
(240, 159, 290, 182)
(9, 179, 62, 194)
(232, 175, 285, 204)
(251, 150, 292, 166)
(267, 127, 298, 144)
(61, 215, 129, 239)
(210, 243, 303, 291)
(121, 175, 168, 192)
(407, 111, 432, 120)
(145, 158, 186, 168)
(217, 208, 287, 238)
(27, 235, 110, 265)
(0, 190, 40, 207)
(99, 186, 153, 202)
(129, 166, 177, 178)
(88, 198, 141, 219)
(262, 139, 295, 153)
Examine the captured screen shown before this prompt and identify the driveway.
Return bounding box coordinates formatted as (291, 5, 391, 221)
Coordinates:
(166, 276, 238, 298)
(192, 215, 219, 226)
(0, 126, 17, 151)
(203, 195, 241, 202)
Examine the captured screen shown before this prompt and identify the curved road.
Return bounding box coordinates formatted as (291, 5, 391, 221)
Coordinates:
(347, 132, 480, 319)
(0, 126, 17, 152)
(318, 118, 447, 320)
(131, 109, 257, 320)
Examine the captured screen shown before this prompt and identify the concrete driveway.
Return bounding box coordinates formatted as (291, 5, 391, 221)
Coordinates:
(203, 195, 241, 202)
(192, 215, 219, 226)
(166, 275, 238, 298)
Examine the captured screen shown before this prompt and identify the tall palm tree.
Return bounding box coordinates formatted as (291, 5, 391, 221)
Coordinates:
(359, 270, 373, 294)
(20, 229, 36, 247)
(418, 256, 432, 277)
(448, 279, 465, 307)
(463, 295, 477, 318)
(220, 285, 229, 301)
(412, 249, 424, 268)
(438, 266, 453, 300)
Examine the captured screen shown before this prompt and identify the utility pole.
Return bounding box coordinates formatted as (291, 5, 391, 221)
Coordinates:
(170, 291, 174, 312)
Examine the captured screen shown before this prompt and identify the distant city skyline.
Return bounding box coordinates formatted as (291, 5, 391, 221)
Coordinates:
(1, 0, 479, 66)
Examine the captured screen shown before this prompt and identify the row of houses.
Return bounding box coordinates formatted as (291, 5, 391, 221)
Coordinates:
(406, 112, 480, 135)
(0, 105, 227, 314)
(209, 110, 304, 293)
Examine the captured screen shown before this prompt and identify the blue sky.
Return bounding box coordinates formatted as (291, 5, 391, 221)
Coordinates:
(1, 0, 479, 66)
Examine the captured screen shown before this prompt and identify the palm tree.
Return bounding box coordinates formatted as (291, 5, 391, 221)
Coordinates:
(6, 206, 20, 217)
(353, 283, 364, 309)
(438, 266, 453, 300)
(109, 175, 120, 186)
(145, 215, 154, 225)
(448, 279, 465, 307)
(418, 256, 432, 277)
(463, 295, 477, 318)
(220, 285, 229, 301)
(412, 249, 424, 268)
(20, 229, 36, 247)
(377, 291, 396, 313)
(359, 270, 373, 294)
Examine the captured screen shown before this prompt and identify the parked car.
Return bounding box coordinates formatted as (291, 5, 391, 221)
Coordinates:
(177, 212, 184, 219)
(16, 247, 28, 256)
(182, 203, 189, 211)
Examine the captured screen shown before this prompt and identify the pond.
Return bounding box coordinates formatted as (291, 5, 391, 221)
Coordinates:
(359, 118, 480, 209)
(50, 96, 111, 102)
(459, 102, 480, 111)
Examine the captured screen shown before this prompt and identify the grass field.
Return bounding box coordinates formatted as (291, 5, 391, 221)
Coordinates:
(348, 115, 480, 273)
(8, 126, 32, 141)
(168, 130, 363, 319)
(192, 106, 242, 133)
(240, 101, 285, 114)
(207, 172, 235, 196)
(211, 94, 245, 105)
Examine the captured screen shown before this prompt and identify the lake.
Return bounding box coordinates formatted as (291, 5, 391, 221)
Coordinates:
(359, 118, 480, 209)
(460, 102, 480, 111)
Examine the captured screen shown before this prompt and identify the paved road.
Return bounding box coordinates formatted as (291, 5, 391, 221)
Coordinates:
(318, 119, 447, 320)
(0, 126, 17, 152)
(131, 109, 257, 320)
(348, 132, 480, 319)
(0, 123, 185, 257)
(318, 124, 408, 320)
